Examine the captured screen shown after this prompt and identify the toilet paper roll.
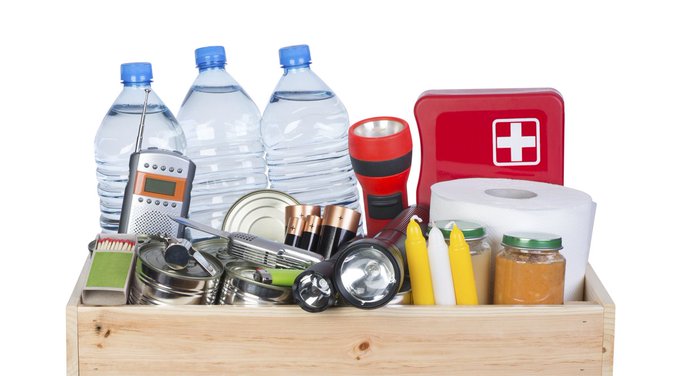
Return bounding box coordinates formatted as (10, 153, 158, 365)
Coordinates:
(430, 178, 596, 301)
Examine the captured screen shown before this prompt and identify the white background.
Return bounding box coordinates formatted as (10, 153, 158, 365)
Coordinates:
(1, 1, 677, 374)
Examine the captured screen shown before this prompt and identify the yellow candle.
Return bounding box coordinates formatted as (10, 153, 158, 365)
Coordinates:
(448, 224, 478, 305)
(405, 217, 435, 305)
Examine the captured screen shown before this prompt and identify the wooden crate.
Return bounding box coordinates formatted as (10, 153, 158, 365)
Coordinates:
(67, 259, 614, 376)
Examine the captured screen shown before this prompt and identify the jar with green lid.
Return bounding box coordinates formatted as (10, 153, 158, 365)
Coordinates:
(494, 232, 566, 305)
(432, 220, 492, 304)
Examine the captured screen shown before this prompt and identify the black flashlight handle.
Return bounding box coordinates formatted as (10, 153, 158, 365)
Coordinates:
(374, 205, 428, 276)
(375, 205, 428, 246)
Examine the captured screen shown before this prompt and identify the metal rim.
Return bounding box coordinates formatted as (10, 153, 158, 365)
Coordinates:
(138, 243, 224, 281)
(353, 119, 405, 138)
(221, 189, 300, 241)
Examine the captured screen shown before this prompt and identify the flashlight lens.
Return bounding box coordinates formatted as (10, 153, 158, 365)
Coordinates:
(353, 119, 405, 138)
(297, 273, 332, 308)
(338, 247, 397, 304)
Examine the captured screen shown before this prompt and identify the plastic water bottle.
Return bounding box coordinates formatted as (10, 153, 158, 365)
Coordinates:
(177, 46, 266, 232)
(261, 45, 362, 219)
(94, 62, 186, 232)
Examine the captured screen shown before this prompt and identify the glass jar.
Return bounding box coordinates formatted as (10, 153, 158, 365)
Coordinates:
(494, 232, 566, 305)
(433, 220, 492, 304)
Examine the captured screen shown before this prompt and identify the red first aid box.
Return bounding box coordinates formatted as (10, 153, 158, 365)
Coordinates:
(414, 88, 565, 206)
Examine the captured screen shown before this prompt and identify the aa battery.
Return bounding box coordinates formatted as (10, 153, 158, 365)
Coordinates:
(298, 214, 322, 253)
(316, 205, 361, 259)
(284, 216, 304, 247)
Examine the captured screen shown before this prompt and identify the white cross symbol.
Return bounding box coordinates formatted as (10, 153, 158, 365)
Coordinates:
(496, 122, 536, 162)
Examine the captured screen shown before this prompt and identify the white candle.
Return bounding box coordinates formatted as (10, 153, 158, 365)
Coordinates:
(427, 227, 456, 305)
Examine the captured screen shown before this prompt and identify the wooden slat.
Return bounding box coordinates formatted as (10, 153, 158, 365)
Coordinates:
(77, 304, 604, 376)
(584, 264, 616, 376)
(67, 257, 92, 376)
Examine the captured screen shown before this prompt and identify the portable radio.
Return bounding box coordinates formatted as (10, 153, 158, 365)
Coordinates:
(119, 89, 196, 237)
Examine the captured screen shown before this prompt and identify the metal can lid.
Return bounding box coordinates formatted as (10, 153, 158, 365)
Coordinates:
(433, 220, 486, 240)
(222, 189, 300, 243)
(139, 243, 223, 280)
(501, 232, 563, 250)
(191, 237, 229, 258)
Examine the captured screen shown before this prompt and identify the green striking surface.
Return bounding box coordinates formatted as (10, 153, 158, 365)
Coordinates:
(86, 252, 134, 288)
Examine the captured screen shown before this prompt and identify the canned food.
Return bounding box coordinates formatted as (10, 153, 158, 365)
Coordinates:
(129, 242, 223, 305)
(494, 232, 566, 305)
(191, 237, 230, 259)
(222, 189, 300, 243)
(219, 261, 293, 305)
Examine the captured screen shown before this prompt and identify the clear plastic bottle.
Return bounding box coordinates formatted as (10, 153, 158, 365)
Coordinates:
(261, 44, 361, 217)
(95, 62, 186, 232)
(177, 46, 266, 232)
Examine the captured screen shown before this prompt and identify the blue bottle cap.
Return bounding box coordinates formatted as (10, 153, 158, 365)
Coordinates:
(279, 44, 311, 68)
(195, 46, 227, 70)
(121, 62, 153, 84)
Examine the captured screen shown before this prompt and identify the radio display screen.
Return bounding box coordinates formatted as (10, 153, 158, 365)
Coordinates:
(144, 177, 177, 196)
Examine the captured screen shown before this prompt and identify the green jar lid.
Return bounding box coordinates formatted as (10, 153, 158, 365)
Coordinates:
(433, 220, 486, 240)
(501, 232, 563, 250)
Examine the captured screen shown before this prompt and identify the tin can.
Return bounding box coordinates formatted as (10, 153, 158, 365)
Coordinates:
(219, 261, 293, 305)
(129, 242, 224, 305)
(222, 189, 299, 243)
(191, 237, 230, 259)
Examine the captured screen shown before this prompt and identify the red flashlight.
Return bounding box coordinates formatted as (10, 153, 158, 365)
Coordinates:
(349, 116, 413, 237)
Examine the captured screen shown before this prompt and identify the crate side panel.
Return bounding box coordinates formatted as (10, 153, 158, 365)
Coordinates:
(584, 264, 616, 376)
(77, 305, 604, 376)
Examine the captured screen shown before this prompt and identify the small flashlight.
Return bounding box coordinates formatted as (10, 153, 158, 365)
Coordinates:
(292, 258, 338, 313)
(349, 117, 412, 237)
(333, 206, 428, 309)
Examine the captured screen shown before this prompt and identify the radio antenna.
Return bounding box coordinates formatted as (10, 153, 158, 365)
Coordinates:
(134, 88, 152, 153)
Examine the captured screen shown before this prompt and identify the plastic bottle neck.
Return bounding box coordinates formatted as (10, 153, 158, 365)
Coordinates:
(283, 65, 311, 75)
(275, 65, 332, 94)
(198, 65, 226, 73)
(192, 66, 238, 87)
(122, 81, 152, 88)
